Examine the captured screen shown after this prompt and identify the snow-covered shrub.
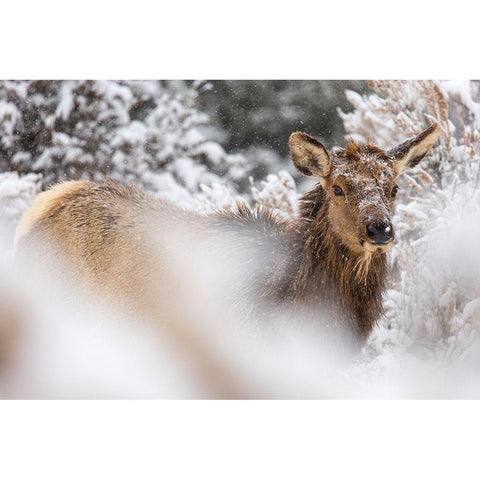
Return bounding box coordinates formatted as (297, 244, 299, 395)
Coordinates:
(339, 80, 480, 367)
(0, 172, 42, 250)
(0, 80, 251, 206)
(250, 170, 299, 219)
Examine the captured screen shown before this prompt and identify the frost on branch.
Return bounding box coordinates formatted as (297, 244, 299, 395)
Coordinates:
(195, 183, 245, 213)
(0, 172, 42, 249)
(250, 170, 299, 219)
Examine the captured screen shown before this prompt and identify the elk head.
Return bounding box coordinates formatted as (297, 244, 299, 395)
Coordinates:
(289, 124, 441, 255)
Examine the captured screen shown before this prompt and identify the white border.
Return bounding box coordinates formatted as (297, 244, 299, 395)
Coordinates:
(1, 1, 478, 477)
(2, 0, 479, 78)
(0, 401, 478, 479)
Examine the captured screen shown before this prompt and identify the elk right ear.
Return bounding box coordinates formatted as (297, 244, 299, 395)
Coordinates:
(289, 132, 331, 184)
(388, 123, 441, 176)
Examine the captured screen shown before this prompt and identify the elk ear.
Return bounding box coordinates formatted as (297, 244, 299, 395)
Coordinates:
(289, 132, 331, 184)
(389, 123, 441, 176)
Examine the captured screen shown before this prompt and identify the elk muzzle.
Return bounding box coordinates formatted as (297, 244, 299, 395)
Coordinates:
(360, 220, 394, 253)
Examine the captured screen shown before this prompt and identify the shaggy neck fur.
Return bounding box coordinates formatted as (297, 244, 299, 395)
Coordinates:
(292, 184, 387, 341)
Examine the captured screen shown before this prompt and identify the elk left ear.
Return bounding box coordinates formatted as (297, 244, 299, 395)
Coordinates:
(289, 132, 331, 184)
(388, 123, 441, 176)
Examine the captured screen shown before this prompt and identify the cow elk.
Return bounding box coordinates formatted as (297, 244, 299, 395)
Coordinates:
(15, 123, 441, 358)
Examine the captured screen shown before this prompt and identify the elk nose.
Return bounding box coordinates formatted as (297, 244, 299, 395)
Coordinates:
(366, 221, 393, 243)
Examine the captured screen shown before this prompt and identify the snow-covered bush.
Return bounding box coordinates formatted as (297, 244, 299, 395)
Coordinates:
(0, 172, 41, 250)
(339, 80, 480, 370)
(250, 170, 298, 219)
(0, 80, 251, 208)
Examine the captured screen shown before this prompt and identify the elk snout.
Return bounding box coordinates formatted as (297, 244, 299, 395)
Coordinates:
(365, 220, 393, 244)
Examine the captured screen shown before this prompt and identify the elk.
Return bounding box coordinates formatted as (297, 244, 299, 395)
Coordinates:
(14, 123, 441, 355)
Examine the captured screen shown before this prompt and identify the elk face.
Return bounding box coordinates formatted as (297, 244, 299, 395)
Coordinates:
(289, 124, 441, 255)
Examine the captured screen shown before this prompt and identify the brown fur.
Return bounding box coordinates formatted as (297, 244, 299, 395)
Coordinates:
(14, 179, 384, 348)
(14, 180, 90, 249)
(15, 180, 252, 398)
(15, 125, 441, 354)
(293, 185, 387, 340)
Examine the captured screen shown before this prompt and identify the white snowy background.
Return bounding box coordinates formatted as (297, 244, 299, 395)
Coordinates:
(1, 79, 479, 398)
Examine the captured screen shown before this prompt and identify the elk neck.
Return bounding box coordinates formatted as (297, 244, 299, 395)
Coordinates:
(293, 184, 388, 338)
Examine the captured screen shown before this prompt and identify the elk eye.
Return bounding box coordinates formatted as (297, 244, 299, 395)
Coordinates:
(391, 186, 399, 198)
(332, 185, 345, 196)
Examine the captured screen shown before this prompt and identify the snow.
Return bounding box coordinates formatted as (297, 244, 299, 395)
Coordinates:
(196, 183, 243, 213)
(0, 172, 41, 249)
(250, 170, 299, 219)
(192, 141, 225, 166)
(0, 255, 200, 398)
(55, 82, 75, 121)
(339, 81, 480, 395)
(0, 101, 21, 148)
(1, 80, 480, 398)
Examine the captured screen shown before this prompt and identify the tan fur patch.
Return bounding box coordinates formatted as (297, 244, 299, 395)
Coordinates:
(14, 180, 89, 249)
(354, 251, 373, 283)
(354, 242, 391, 282)
(363, 242, 391, 254)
